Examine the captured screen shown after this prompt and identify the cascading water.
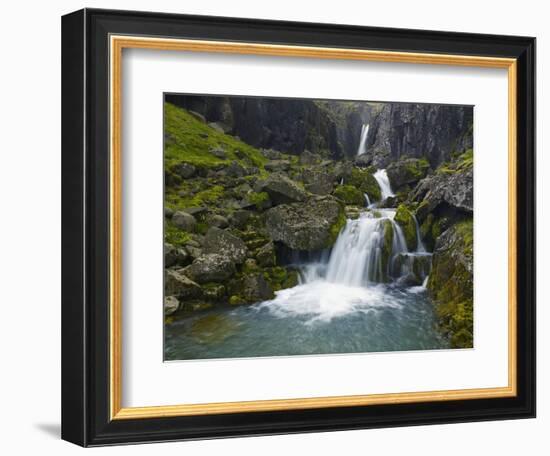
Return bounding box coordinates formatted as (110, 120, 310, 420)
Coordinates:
(373, 169, 395, 201)
(356, 124, 369, 156)
(165, 166, 447, 360)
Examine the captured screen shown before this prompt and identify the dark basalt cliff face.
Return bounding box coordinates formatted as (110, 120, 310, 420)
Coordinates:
(364, 103, 473, 168)
(165, 95, 472, 167)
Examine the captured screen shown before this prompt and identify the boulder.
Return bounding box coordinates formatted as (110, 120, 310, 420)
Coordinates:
(186, 254, 236, 283)
(201, 283, 226, 301)
(209, 146, 227, 159)
(164, 243, 190, 267)
(299, 150, 320, 165)
(265, 197, 344, 250)
(410, 167, 473, 214)
(306, 181, 334, 196)
(333, 185, 366, 206)
(386, 158, 430, 190)
(265, 160, 291, 172)
(229, 209, 253, 228)
(173, 162, 197, 179)
(208, 121, 231, 134)
(225, 161, 247, 178)
(164, 296, 179, 316)
(394, 204, 417, 251)
(164, 206, 174, 218)
(256, 173, 307, 205)
(256, 241, 276, 267)
(242, 273, 275, 303)
(202, 227, 248, 264)
(260, 148, 283, 160)
(172, 211, 196, 232)
(208, 214, 229, 229)
(165, 269, 202, 298)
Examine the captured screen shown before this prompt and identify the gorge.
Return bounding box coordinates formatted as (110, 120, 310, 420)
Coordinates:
(163, 95, 474, 360)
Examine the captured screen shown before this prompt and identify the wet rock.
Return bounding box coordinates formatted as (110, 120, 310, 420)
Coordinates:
(333, 185, 366, 206)
(172, 211, 196, 232)
(201, 282, 226, 301)
(256, 173, 307, 205)
(186, 254, 236, 283)
(164, 296, 179, 316)
(202, 227, 248, 264)
(242, 273, 275, 303)
(265, 197, 344, 250)
(165, 269, 202, 298)
(394, 204, 417, 251)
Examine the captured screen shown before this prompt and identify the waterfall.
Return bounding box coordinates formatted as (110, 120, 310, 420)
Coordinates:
(373, 169, 395, 201)
(356, 124, 369, 156)
(412, 214, 426, 253)
(364, 193, 371, 207)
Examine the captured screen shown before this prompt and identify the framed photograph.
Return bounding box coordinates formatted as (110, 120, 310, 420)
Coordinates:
(61, 8, 535, 446)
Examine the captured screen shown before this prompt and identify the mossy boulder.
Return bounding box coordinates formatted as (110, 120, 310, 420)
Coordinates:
(164, 242, 190, 268)
(256, 173, 307, 205)
(387, 157, 430, 190)
(427, 220, 473, 348)
(333, 185, 365, 206)
(394, 204, 417, 251)
(201, 227, 249, 264)
(186, 254, 236, 284)
(379, 219, 394, 281)
(265, 197, 345, 250)
(347, 167, 382, 202)
(165, 269, 202, 299)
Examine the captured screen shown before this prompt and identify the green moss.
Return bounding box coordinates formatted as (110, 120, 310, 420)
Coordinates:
(164, 102, 266, 170)
(165, 184, 225, 211)
(394, 204, 417, 251)
(348, 168, 382, 201)
(326, 206, 347, 247)
(380, 219, 394, 281)
(436, 148, 473, 175)
(333, 185, 365, 205)
(427, 219, 474, 348)
(229, 295, 245, 306)
(246, 191, 270, 210)
(164, 221, 192, 247)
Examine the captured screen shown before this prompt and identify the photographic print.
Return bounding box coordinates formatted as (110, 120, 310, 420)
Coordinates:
(163, 94, 474, 361)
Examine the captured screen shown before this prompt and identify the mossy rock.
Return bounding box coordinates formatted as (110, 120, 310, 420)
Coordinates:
(348, 168, 382, 202)
(333, 185, 365, 206)
(380, 219, 394, 282)
(427, 219, 473, 348)
(394, 204, 417, 251)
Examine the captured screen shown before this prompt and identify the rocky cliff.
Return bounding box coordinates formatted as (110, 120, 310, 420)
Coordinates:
(165, 94, 472, 167)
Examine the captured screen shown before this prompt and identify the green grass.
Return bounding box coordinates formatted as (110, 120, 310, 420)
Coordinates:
(164, 221, 192, 247)
(165, 184, 226, 211)
(164, 102, 267, 172)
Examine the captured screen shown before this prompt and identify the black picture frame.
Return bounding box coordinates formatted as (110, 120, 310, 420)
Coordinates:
(62, 8, 536, 447)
